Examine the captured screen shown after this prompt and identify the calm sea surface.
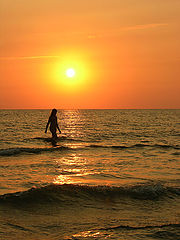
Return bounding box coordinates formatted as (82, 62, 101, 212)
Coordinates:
(0, 109, 179, 239)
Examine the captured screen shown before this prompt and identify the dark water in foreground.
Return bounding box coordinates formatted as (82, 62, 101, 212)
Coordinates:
(0, 109, 179, 239)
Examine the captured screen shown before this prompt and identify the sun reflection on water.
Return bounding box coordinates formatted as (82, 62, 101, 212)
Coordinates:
(61, 109, 84, 139)
(56, 153, 87, 165)
(72, 230, 103, 239)
(53, 153, 88, 185)
(53, 151, 121, 186)
(54, 175, 75, 185)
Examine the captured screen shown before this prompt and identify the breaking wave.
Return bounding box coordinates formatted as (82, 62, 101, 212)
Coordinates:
(0, 142, 179, 156)
(0, 183, 179, 206)
(0, 146, 72, 156)
(101, 223, 180, 231)
(88, 143, 180, 150)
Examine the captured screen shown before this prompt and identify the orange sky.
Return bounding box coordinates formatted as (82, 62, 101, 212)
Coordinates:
(0, 0, 180, 109)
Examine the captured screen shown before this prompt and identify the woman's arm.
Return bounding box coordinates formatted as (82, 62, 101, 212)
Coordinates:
(56, 117, 61, 133)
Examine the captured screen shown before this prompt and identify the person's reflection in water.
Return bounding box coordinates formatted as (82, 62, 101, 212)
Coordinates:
(45, 109, 61, 145)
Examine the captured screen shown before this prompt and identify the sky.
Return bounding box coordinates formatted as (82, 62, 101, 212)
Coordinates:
(0, 0, 180, 109)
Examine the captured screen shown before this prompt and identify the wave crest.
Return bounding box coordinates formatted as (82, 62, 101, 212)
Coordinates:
(0, 146, 71, 156)
(89, 143, 180, 150)
(0, 142, 179, 156)
(101, 223, 180, 231)
(0, 183, 179, 206)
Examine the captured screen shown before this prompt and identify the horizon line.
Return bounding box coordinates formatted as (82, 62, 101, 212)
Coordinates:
(0, 108, 179, 110)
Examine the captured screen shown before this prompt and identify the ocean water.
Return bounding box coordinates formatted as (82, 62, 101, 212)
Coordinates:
(0, 109, 179, 240)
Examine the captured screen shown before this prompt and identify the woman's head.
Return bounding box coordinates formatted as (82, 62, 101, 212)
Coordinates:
(51, 108, 57, 116)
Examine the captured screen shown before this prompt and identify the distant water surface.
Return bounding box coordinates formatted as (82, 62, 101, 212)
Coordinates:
(0, 109, 179, 240)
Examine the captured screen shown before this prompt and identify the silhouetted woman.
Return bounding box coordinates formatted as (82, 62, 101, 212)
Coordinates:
(45, 109, 61, 140)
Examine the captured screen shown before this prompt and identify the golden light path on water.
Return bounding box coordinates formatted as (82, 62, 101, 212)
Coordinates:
(46, 109, 180, 189)
(52, 150, 138, 186)
(53, 110, 143, 186)
(53, 152, 118, 186)
(72, 230, 102, 239)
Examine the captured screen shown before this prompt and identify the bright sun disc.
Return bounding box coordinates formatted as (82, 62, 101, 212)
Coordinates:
(66, 68, 76, 78)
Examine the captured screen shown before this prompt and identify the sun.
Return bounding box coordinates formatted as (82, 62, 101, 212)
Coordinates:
(66, 68, 76, 78)
(52, 52, 95, 92)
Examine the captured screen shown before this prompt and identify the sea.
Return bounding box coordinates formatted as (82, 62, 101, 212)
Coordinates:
(0, 109, 179, 240)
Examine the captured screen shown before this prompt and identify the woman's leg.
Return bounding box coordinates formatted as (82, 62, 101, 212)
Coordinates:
(51, 131, 57, 140)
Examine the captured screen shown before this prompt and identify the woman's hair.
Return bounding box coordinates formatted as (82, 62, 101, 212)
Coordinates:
(50, 108, 57, 116)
